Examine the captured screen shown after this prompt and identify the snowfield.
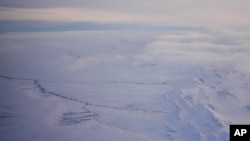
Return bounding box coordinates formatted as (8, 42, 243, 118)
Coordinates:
(0, 28, 250, 141)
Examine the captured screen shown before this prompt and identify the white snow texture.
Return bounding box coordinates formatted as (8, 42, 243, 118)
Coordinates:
(0, 28, 250, 141)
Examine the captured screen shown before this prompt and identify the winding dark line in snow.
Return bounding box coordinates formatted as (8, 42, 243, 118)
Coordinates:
(0, 115, 16, 118)
(33, 80, 87, 104)
(33, 80, 166, 114)
(0, 74, 166, 134)
(0, 75, 169, 85)
(59, 107, 98, 126)
(41, 80, 169, 85)
(93, 118, 147, 136)
(0, 75, 167, 114)
(0, 75, 33, 81)
(59, 105, 148, 135)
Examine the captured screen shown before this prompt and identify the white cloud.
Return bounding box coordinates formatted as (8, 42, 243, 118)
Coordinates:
(135, 28, 250, 74)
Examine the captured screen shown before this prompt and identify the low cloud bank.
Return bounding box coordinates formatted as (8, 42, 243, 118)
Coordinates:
(135, 28, 250, 75)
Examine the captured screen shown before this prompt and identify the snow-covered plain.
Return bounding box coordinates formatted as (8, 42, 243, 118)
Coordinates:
(0, 28, 250, 141)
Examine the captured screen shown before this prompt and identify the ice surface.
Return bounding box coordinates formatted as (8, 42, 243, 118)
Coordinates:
(0, 29, 250, 141)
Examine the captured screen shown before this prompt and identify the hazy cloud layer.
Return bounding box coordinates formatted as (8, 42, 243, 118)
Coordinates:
(135, 28, 250, 74)
(1, 0, 250, 26)
(0, 7, 147, 23)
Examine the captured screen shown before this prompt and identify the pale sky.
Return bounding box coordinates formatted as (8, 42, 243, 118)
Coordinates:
(0, 0, 250, 26)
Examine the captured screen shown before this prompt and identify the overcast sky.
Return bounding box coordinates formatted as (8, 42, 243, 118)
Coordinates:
(0, 0, 250, 26)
